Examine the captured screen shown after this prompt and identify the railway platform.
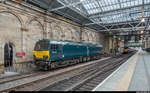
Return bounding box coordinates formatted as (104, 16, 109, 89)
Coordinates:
(93, 49, 150, 91)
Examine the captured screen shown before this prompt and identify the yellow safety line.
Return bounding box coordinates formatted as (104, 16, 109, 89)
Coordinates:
(116, 53, 139, 91)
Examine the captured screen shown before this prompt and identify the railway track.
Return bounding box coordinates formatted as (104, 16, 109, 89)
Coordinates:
(72, 57, 129, 91)
(40, 58, 123, 91)
(0, 52, 135, 91)
(72, 53, 135, 91)
(0, 57, 107, 86)
(0, 57, 110, 91)
(40, 54, 131, 91)
(5, 53, 134, 91)
(74, 53, 135, 91)
(8, 57, 115, 91)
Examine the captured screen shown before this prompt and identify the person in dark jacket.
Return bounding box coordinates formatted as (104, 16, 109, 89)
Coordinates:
(9, 43, 13, 66)
(4, 42, 13, 67)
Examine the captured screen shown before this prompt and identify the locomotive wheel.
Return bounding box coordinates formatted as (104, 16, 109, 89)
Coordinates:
(35, 66, 41, 71)
(75, 59, 78, 64)
(50, 63, 56, 69)
(85, 57, 87, 62)
(44, 66, 49, 71)
(83, 58, 86, 62)
(80, 58, 82, 63)
(81, 58, 84, 62)
(87, 57, 89, 62)
(86, 57, 88, 62)
(77, 59, 79, 63)
(74, 59, 77, 64)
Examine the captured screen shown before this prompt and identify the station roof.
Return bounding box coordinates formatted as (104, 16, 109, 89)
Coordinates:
(21, 0, 150, 33)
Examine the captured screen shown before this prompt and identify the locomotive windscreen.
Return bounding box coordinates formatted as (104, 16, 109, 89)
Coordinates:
(34, 41, 49, 51)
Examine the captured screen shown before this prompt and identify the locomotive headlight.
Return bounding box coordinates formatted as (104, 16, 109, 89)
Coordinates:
(43, 56, 48, 59)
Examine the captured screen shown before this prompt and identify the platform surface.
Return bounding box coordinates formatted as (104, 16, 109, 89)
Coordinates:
(93, 49, 150, 91)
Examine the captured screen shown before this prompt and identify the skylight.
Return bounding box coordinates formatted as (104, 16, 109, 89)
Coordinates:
(59, 0, 150, 24)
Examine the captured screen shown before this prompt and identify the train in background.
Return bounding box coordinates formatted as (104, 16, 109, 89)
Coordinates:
(145, 40, 150, 52)
(146, 48, 150, 52)
(123, 47, 129, 54)
(33, 39, 103, 70)
(123, 47, 136, 54)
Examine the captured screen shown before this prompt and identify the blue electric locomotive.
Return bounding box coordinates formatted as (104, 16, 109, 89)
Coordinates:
(33, 39, 103, 70)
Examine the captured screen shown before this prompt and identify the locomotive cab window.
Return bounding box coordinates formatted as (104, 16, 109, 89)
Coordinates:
(34, 41, 49, 51)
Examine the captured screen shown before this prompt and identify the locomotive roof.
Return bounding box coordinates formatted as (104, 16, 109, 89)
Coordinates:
(38, 39, 102, 47)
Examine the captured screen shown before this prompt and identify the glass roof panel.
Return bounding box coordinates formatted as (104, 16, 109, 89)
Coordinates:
(145, 0, 150, 3)
(58, 0, 150, 25)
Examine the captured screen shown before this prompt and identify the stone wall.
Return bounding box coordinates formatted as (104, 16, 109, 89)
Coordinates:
(82, 27, 104, 44)
(0, 2, 105, 65)
(103, 35, 124, 54)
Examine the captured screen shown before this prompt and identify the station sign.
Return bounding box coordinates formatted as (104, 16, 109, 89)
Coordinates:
(16, 52, 26, 57)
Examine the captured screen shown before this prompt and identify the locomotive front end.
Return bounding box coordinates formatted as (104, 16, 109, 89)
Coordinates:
(33, 40, 50, 70)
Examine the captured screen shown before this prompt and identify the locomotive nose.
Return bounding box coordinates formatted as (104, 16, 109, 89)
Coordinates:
(43, 56, 48, 59)
(33, 51, 50, 59)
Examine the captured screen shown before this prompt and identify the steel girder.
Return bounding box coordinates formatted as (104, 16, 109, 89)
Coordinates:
(17, 0, 150, 33)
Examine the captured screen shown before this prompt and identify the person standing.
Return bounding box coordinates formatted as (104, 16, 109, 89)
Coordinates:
(9, 42, 13, 66)
(4, 42, 12, 67)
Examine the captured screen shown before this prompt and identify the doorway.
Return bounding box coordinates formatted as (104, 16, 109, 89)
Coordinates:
(4, 42, 13, 67)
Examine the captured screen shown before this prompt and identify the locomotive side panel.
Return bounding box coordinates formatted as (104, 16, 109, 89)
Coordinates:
(62, 44, 87, 60)
(88, 45, 103, 57)
(50, 44, 63, 61)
